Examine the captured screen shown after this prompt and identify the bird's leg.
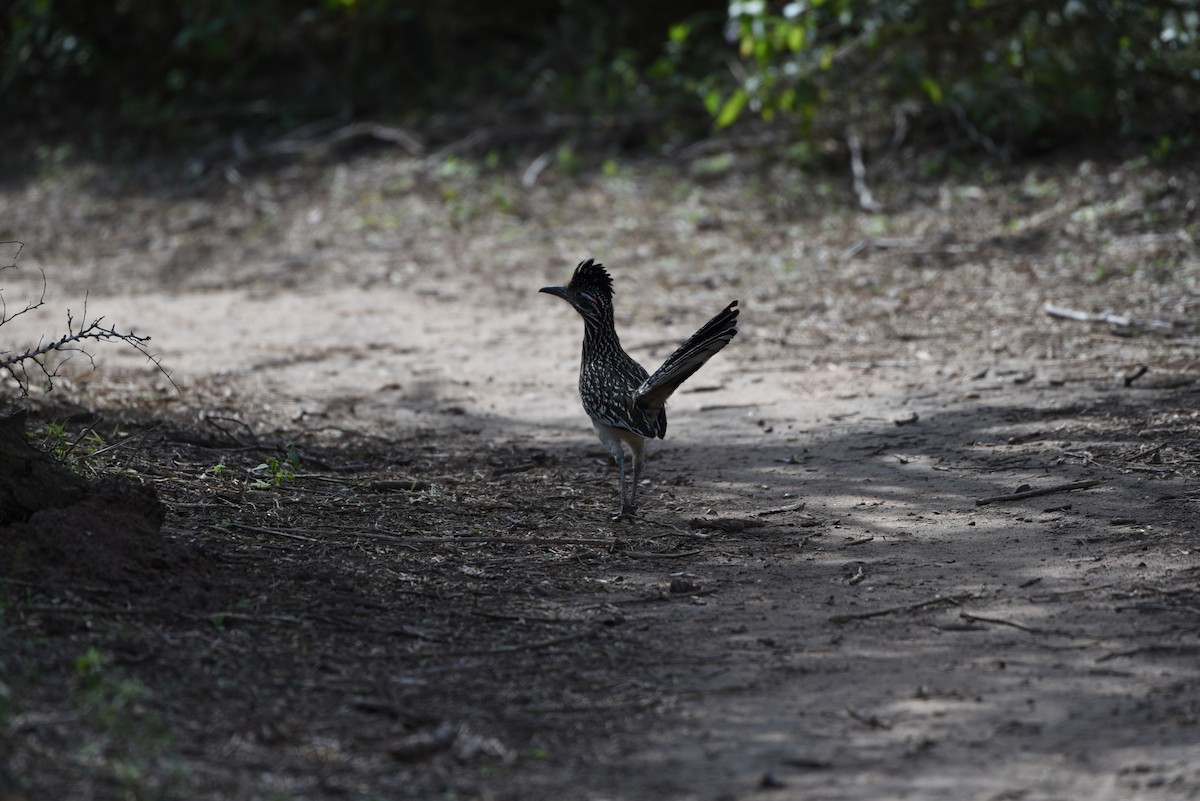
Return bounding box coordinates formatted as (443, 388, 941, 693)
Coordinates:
(628, 437, 646, 514)
(618, 448, 637, 517)
(603, 440, 633, 518)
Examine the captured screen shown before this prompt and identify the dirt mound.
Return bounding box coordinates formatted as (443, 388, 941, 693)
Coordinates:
(0, 414, 207, 601)
(2, 472, 175, 583)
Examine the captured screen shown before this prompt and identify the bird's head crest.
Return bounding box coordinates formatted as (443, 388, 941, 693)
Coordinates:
(567, 258, 614, 299)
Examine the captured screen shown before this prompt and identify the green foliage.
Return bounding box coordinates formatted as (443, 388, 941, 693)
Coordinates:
(28, 419, 70, 458)
(3, 1, 1192, 153)
(715, 0, 1200, 147)
(250, 444, 301, 488)
(28, 420, 113, 466)
(68, 648, 188, 797)
(2, 1, 729, 146)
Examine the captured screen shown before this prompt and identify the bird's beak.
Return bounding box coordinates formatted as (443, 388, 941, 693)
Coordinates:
(539, 285, 571, 302)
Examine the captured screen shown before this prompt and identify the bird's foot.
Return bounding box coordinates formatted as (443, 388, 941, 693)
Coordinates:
(612, 503, 638, 521)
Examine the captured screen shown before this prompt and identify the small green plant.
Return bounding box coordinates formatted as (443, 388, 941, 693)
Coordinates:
(522, 744, 550, 760)
(555, 143, 581, 177)
(27, 420, 118, 468)
(250, 444, 301, 488)
(75, 647, 109, 682)
(28, 420, 69, 458)
(1148, 134, 1173, 162)
(68, 648, 189, 797)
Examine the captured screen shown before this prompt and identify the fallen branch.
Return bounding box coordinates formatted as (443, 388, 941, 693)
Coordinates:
(847, 129, 881, 212)
(1123, 365, 1149, 386)
(846, 706, 892, 729)
(1043, 303, 1175, 332)
(521, 149, 555, 188)
(959, 612, 1060, 635)
(256, 121, 424, 159)
(750, 502, 806, 516)
(976, 479, 1099, 506)
(1115, 602, 1200, 616)
(234, 522, 617, 549)
(623, 549, 703, 559)
(1097, 643, 1200, 663)
(689, 516, 765, 533)
(829, 593, 973, 624)
(437, 627, 600, 657)
(1029, 583, 1114, 601)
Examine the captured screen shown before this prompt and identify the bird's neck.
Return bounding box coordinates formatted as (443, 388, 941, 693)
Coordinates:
(581, 317, 622, 360)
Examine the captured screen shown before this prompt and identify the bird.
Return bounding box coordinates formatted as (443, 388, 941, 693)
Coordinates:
(540, 258, 739, 516)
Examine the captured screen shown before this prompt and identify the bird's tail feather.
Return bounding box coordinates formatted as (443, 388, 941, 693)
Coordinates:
(635, 301, 739, 409)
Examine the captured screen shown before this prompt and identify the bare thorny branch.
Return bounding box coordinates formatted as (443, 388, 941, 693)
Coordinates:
(0, 240, 178, 395)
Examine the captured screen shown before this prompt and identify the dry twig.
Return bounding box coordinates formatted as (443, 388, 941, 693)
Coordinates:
(846, 706, 892, 729)
(959, 612, 1063, 635)
(830, 593, 973, 624)
(1043, 303, 1175, 333)
(847, 129, 882, 212)
(235, 522, 617, 550)
(975, 479, 1100, 506)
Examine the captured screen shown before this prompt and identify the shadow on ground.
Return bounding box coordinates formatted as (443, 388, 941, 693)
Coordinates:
(3, 371, 1198, 800)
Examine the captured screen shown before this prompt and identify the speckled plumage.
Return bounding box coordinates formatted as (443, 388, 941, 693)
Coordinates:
(540, 259, 739, 515)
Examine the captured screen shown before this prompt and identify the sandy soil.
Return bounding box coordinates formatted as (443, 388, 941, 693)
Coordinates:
(1, 148, 1199, 800)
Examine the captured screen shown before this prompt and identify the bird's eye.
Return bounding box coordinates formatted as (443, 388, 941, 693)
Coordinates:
(578, 291, 594, 306)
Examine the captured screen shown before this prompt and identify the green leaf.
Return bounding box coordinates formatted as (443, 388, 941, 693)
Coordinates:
(919, 75, 943, 104)
(703, 89, 722, 116)
(819, 44, 834, 70)
(787, 24, 805, 51)
(715, 89, 749, 129)
(669, 22, 690, 44)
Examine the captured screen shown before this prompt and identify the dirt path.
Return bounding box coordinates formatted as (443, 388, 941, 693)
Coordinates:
(2, 154, 1199, 799)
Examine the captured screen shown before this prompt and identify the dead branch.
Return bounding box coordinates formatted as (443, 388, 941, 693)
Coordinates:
(521, 149, 555, 189)
(829, 593, 974, 624)
(1123, 365, 1149, 386)
(233, 522, 617, 549)
(948, 101, 1004, 160)
(959, 612, 1063, 635)
(846, 706, 892, 729)
(623, 549, 703, 559)
(847, 129, 882, 212)
(1097, 643, 1200, 663)
(1, 305, 175, 394)
(1028, 583, 1114, 601)
(1043, 302, 1176, 333)
(0, 242, 47, 329)
(751, 502, 806, 517)
(975, 479, 1100, 506)
(1, 244, 177, 395)
(436, 627, 601, 658)
(387, 723, 459, 762)
(839, 236, 977, 261)
(254, 121, 425, 160)
(1115, 602, 1200, 616)
(689, 516, 766, 533)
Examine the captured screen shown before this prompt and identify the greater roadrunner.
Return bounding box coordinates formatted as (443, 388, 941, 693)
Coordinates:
(541, 259, 739, 516)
